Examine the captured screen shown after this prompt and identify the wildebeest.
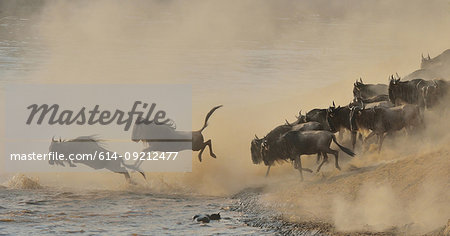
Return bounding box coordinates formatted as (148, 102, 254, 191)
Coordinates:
(132, 105, 222, 162)
(388, 74, 435, 107)
(421, 79, 449, 109)
(251, 121, 323, 177)
(48, 136, 146, 182)
(193, 213, 220, 223)
(304, 108, 330, 130)
(276, 130, 355, 180)
(350, 104, 422, 152)
(421, 50, 450, 69)
(353, 78, 389, 101)
(326, 101, 357, 149)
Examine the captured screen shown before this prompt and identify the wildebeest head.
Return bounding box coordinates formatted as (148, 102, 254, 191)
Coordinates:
(326, 101, 341, 132)
(352, 78, 364, 98)
(388, 74, 401, 104)
(295, 110, 307, 123)
(421, 53, 432, 69)
(48, 136, 68, 166)
(250, 135, 264, 164)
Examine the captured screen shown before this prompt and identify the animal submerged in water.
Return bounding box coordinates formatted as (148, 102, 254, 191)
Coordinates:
(192, 213, 221, 223)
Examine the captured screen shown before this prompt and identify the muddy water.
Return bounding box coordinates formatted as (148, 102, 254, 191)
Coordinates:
(0, 183, 272, 235)
(1, 1, 449, 235)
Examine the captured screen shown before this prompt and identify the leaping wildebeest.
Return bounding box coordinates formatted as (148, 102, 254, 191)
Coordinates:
(132, 105, 222, 162)
(48, 136, 146, 182)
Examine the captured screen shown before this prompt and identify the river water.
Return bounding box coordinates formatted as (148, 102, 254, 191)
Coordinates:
(1, 1, 449, 235)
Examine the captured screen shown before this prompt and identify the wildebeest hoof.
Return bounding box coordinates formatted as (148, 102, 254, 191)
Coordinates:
(211, 153, 217, 158)
(303, 168, 313, 173)
(193, 214, 210, 223)
(336, 166, 341, 171)
(198, 156, 202, 162)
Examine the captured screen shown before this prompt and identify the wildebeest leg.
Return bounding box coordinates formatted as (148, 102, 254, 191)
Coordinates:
(328, 148, 340, 170)
(364, 131, 376, 142)
(198, 139, 216, 162)
(295, 156, 304, 181)
(265, 165, 271, 177)
(294, 156, 312, 180)
(317, 152, 328, 172)
(351, 131, 357, 150)
(378, 133, 386, 153)
(108, 161, 133, 183)
(316, 152, 322, 164)
(115, 168, 132, 183)
(204, 139, 216, 158)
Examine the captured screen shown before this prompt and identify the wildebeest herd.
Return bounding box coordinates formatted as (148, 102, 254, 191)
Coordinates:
(47, 51, 449, 183)
(251, 74, 448, 180)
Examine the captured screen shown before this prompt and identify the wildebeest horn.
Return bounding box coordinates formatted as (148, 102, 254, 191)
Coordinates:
(52, 136, 55, 142)
(59, 137, 62, 142)
(332, 101, 336, 107)
(360, 77, 363, 83)
(255, 134, 259, 139)
(427, 53, 430, 60)
(299, 110, 302, 116)
(396, 72, 400, 79)
(285, 119, 291, 126)
(422, 53, 424, 60)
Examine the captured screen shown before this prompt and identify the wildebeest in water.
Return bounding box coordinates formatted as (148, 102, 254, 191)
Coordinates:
(132, 105, 222, 162)
(48, 136, 146, 182)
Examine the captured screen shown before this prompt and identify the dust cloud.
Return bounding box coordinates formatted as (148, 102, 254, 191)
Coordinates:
(1, 0, 450, 233)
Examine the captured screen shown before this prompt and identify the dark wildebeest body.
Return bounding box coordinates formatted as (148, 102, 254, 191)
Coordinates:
(326, 102, 357, 149)
(353, 78, 389, 101)
(304, 109, 330, 131)
(421, 79, 449, 109)
(388, 76, 435, 107)
(48, 136, 146, 182)
(350, 104, 422, 152)
(132, 105, 222, 162)
(277, 130, 355, 180)
(349, 101, 394, 148)
(250, 121, 323, 177)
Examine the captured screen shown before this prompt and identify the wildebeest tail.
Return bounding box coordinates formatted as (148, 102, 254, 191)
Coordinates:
(331, 134, 355, 157)
(200, 105, 223, 132)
